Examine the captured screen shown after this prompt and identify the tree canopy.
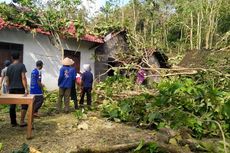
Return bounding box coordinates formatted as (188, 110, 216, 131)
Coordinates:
(91, 0, 230, 52)
(0, 0, 86, 38)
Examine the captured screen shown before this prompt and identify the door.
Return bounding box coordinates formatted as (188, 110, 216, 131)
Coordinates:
(64, 50, 81, 73)
(0, 42, 23, 71)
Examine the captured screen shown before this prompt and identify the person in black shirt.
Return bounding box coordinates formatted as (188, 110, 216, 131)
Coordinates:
(6, 52, 29, 127)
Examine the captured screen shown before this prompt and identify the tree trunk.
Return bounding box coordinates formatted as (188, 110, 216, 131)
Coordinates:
(190, 12, 194, 50)
(52, 32, 64, 60)
(196, 12, 202, 50)
(179, 26, 183, 53)
(151, 21, 154, 46)
(164, 24, 169, 52)
(121, 0, 125, 27)
(205, 2, 214, 49)
(199, 13, 202, 50)
(209, 0, 222, 49)
(132, 0, 137, 36)
(72, 141, 189, 153)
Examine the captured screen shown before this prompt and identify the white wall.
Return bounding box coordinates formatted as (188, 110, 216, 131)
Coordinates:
(61, 39, 95, 75)
(0, 29, 96, 90)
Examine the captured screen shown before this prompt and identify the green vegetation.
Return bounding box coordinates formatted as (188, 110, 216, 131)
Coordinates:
(0, 2, 85, 36)
(134, 140, 159, 153)
(98, 72, 230, 139)
(0, 104, 8, 113)
(42, 89, 58, 113)
(93, 0, 230, 52)
(12, 143, 29, 153)
(0, 143, 2, 152)
(0, 0, 229, 152)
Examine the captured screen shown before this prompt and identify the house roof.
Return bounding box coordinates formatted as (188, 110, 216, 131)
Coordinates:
(104, 30, 126, 42)
(0, 18, 104, 44)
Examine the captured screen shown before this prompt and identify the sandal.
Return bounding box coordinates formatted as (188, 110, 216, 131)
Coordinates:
(12, 123, 19, 127)
(33, 113, 40, 118)
(20, 123, 27, 127)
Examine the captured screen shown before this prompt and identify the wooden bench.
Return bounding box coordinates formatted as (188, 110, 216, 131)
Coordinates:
(0, 94, 35, 139)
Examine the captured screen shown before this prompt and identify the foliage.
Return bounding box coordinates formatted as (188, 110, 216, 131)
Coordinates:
(0, 0, 85, 38)
(12, 143, 29, 153)
(74, 108, 88, 120)
(134, 140, 159, 153)
(43, 89, 58, 104)
(74, 109, 84, 119)
(95, 74, 137, 97)
(42, 89, 58, 112)
(92, 21, 122, 36)
(0, 104, 8, 113)
(0, 143, 2, 151)
(99, 72, 230, 138)
(217, 0, 230, 34)
(91, 0, 230, 52)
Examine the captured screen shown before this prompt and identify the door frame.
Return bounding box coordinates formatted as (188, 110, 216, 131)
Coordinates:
(0, 42, 24, 70)
(64, 49, 81, 73)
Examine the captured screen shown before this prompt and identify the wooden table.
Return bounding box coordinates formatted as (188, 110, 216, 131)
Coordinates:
(0, 94, 35, 139)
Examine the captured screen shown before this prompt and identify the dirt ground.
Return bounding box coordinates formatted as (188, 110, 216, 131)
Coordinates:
(0, 110, 154, 153)
(179, 49, 230, 70)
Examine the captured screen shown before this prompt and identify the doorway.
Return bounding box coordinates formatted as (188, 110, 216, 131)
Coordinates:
(64, 50, 81, 73)
(0, 42, 23, 71)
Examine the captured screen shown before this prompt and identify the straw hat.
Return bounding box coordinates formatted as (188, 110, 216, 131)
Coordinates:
(62, 57, 74, 66)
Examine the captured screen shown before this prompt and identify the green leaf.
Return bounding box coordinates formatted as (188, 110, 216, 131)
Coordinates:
(148, 142, 158, 153)
(224, 100, 230, 117)
(134, 140, 145, 152)
(0, 143, 2, 151)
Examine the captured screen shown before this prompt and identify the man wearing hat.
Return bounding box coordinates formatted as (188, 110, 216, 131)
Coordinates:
(57, 57, 75, 113)
(0, 60, 11, 94)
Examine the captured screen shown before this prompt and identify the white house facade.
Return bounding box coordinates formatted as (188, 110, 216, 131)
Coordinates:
(0, 28, 103, 90)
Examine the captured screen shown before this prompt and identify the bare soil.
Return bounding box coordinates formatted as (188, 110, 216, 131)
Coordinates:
(179, 49, 230, 70)
(0, 110, 154, 153)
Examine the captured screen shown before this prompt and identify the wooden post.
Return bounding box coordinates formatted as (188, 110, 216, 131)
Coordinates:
(27, 98, 34, 139)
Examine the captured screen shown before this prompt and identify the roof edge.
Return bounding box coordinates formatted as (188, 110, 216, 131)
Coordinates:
(0, 18, 104, 44)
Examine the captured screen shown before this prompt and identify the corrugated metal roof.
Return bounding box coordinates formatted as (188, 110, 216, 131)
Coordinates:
(0, 18, 104, 44)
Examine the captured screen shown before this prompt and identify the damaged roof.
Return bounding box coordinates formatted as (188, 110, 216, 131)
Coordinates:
(0, 18, 104, 44)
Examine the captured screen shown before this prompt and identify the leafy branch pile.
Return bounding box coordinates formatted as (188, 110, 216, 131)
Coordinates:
(95, 74, 138, 98)
(97, 72, 230, 139)
(0, 0, 85, 38)
(42, 89, 59, 113)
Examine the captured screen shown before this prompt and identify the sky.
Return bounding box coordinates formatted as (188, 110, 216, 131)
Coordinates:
(0, 0, 129, 16)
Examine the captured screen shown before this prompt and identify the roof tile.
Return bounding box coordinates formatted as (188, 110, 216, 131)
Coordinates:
(0, 18, 104, 43)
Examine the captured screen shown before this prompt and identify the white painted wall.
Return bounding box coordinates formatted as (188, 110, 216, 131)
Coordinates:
(0, 28, 96, 90)
(61, 39, 95, 75)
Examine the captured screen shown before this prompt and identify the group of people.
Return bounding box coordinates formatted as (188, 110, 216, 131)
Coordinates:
(57, 57, 93, 114)
(0, 52, 93, 127)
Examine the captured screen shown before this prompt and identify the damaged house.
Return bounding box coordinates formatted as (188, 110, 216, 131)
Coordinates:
(94, 30, 171, 81)
(0, 18, 103, 90)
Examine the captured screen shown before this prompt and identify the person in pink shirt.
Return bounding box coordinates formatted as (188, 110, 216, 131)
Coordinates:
(136, 68, 146, 85)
